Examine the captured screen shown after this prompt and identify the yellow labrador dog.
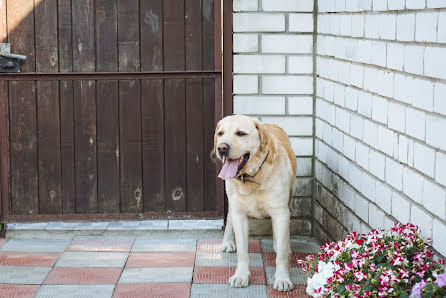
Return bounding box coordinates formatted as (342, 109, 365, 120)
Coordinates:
(213, 114, 297, 292)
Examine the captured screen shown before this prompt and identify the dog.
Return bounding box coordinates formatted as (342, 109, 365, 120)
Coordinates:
(213, 114, 297, 292)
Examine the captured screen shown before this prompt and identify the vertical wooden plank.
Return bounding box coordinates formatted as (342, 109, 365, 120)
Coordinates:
(186, 79, 204, 211)
(203, 79, 216, 211)
(96, 0, 118, 72)
(141, 80, 164, 212)
(140, 0, 162, 71)
(74, 80, 97, 213)
(0, 0, 7, 42)
(119, 80, 142, 213)
(72, 0, 95, 72)
(202, 0, 214, 70)
(185, 0, 203, 70)
(164, 0, 185, 71)
(214, 0, 222, 71)
(58, 0, 73, 72)
(165, 79, 187, 212)
(0, 81, 7, 220)
(9, 81, 38, 215)
(117, 0, 140, 72)
(7, 0, 35, 72)
(60, 80, 75, 213)
(97, 80, 119, 213)
(35, 0, 58, 72)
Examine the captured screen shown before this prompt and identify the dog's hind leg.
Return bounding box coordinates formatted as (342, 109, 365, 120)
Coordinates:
(221, 204, 237, 252)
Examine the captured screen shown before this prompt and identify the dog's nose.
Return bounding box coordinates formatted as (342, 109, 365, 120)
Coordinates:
(217, 143, 230, 155)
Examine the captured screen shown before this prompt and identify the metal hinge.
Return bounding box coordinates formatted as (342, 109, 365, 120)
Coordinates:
(0, 43, 27, 73)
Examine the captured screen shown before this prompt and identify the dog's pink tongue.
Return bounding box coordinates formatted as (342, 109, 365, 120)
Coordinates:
(218, 159, 240, 180)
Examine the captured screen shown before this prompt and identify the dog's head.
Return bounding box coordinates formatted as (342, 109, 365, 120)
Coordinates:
(212, 115, 268, 179)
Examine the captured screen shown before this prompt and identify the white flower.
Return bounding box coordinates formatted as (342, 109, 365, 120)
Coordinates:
(306, 261, 335, 297)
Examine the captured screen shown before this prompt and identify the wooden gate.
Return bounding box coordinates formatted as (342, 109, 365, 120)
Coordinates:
(0, 0, 233, 222)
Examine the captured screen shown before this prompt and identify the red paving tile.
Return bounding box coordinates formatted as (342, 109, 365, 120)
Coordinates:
(0, 238, 8, 248)
(44, 267, 122, 284)
(193, 266, 266, 284)
(66, 239, 134, 252)
(0, 252, 60, 267)
(268, 285, 310, 298)
(0, 285, 40, 298)
(263, 252, 310, 267)
(113, 283, 191, 298)
(197, 239, 261, 253)
(126, 252, 195, 267)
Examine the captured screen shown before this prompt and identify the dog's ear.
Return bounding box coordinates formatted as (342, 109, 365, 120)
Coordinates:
(210, 121, 221, 161)
(254, 119, 269, 151)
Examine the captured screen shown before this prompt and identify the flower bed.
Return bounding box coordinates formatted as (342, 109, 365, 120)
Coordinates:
(298, 223, 446, 297)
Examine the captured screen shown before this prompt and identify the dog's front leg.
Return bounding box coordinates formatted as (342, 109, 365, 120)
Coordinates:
(228, 209, 250, 288)
(271, 208, 294, 292)
(221, 204, 236, 252)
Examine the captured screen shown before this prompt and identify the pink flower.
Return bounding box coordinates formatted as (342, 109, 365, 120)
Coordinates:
(435, 273, 446, 288)
(410, 280, 427, 298)
(296, 259, 304, 267)
(399, 268, 409, 279)
(354, 271, 367, 281)
(439, 259, 445, 265)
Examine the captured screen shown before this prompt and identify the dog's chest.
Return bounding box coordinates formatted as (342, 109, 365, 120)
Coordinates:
(238, 198, 268, 219)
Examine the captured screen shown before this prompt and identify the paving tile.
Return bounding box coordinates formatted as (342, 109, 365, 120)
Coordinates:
(132, 239, 196, 252)
(191, 284, 268, 298)
(261, 239, 320, 254)
(197, 239, 261, 253)
(7, 223, 48, 230)
(195, 252, 263, 267)
(262, 253, 310, 268)
(35, 285, 115, 298)
(193, 267, 266, 285)
(0, 284, 40, 298)
(108, 220, 168, 230)
(119, 267, 193, 283)
(168, 219, 224, 230)
(66, 240, 134, 252)
(55, 252, 128, 267)
(0, 252, 60, 267)
(44, 267, 121, 284)
(0, 238, 9, 248)
(0, 266, 52, 284)
(265, 267, 310, 286)
(46, 222, 108, 231)
(267, 285, 310, 297)
(0, 239, 70, 253)
(113, 283, 191, 298)
(126, 252, 195, 267)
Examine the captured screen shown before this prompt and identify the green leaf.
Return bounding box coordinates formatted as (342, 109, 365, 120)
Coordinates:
(399, 291, 409, 298)
(337, 284, 346, 294)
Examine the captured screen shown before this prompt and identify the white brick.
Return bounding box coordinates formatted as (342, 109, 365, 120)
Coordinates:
(339, 14, 352, 36)
(343, 135, 356, 161)
(434, 83, 446, 115)
(328, 15, 340, 35)
(438, 12, 446, 42)
(415, 12, 438, 42)
(262, 35, 312, 54)
(288, 56, 313, 74)
(391, 192, 410, 223)
(406, 0, 426, 8)
(233, 75, 258, 94)
(289, 13, 313, 32)
(319, 0, 336, 12)
(234, 55, 285, 73)
(316, 98, 335, 125)
(379, 14, 396, 40)
(433, 219, 446, 257)
(372, 96, 388, 125)
(296, 157, 312, 176)
(356, 142, 370, 169)
(426, 115, 446, 151)
(290, 137, 313, 155)
(363, 119, 378, 147)
(369, 204, 385, 229)
(424, 47, 446, 80)
(358, 0, 373, 10)
(288, 97, 313, 115)
(233, 13, 285, 32)
(262, 0, 313, 12)
(357, 40, 372, 64)
(375, 180, 392, 213)
(234, 96, 285, 114)
(337, 154, 349, 180)
(365, 14, 379, 38)
(354, 194, 369, 223)
(412, 79, 434, 112)
(369, 149, 386, 180)
(413, 142, 435, 177)
(350, 64, 364, 88)
(351, 14, 365, 37)
(333, 84, 345, 106)
(345, 87, 358, 111)
(408, 139, 414, 166)
(410, 205, 433, 238)
(387, 102, 405, 133)
(350, 114, 363, 139)
(405, 108, 425, 140)
(387, 43, 404, 71)
(362, 173, 376, 203)
(428, 0, 446, 8)
(336, 107, 350, 132)
(386, 157, 403, 190)
(262, 116, 313, 136)
(336, 0, 346, 11)
(396, 14, 415, 41)
(394, 74, 413, 104)
(262, 76, 313, 94)
(423, 178, 446, 220)
(388, 0, 405, 10)
(373, 0, 387, 10)
(233, 0, 258, 11)
(403, 45, 424, 75)
(233, 34, 259, 53)
(378, 126, 395, 156)
(332, 128, 344, 153)
(378, 71, 394, 98)
(371, 41, 387, 67)
(358, 91, 372, 118)
(436, 152, 446, 187)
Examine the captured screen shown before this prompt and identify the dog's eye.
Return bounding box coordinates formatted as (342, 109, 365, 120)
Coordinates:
(217, 131, 224, 136)
(236, 131, 247, 136)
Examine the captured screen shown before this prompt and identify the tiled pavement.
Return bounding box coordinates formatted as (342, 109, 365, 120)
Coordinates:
(0, 237, 320, 298)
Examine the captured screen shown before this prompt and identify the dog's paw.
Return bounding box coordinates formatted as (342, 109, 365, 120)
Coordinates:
(273, 276, 294, 292)
(221, 240, 236, 253)
(228, 272, 249, 288)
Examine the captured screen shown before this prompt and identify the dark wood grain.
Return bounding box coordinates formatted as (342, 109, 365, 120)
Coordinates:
(186, 79, 204, 211)
(96, 0, 118, 72)
(140, 0, 163, 71)
(0, 81, 7, 221)
(118, 0, 140, 72)
(97, 80, 119, 213)
(0, 0, 7, 42)
(119, 80, 142, 213)
(165, 79, 187, 212)
(35, 0, 58, 72)
(186, 0, 203, 70)
(72, 0, 95, 72)
(74, 80, 97, 213)
(141, 79, 164, 212)
(163, 0, 185, 71)
(203, 0, 215, 70)
(203, 79, 216, 211)
(58, 0, 73, 72)
(9, 81, 38, 215)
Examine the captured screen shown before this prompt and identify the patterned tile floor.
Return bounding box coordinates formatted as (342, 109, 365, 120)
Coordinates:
(0, 237, 320, 298)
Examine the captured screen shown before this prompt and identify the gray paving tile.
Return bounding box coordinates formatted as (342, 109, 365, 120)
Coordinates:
(36, 285, 114, 298)
(168, 219, 224, 230)
(260, 239, 320, 253)
(0, 240, 70, 252)
(7, 223, 49, 230)
(74, 222, 109, 230)
(191, 284, 268, 298)
(46, 222, 108, 231)
(119, 267, 193, 283)
(132, 239, 196, 252)
(195, 252, 263, 267)
(55, 252, 128, 267)
(0, 266, 51, 284)
(107, 220, 168, 230)
(265, 267, 310, 286)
